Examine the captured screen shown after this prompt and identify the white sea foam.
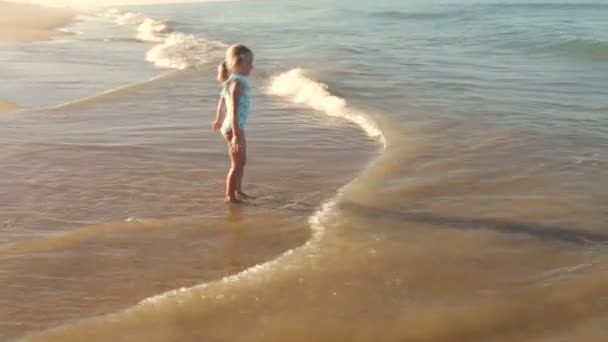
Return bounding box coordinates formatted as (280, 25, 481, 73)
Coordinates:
(108, 10, 144, 25)
(136, 18, 172, 42)
(268, 68, 386, 146)
(103, 8, 224, 70)
(145, 32, 226, 69)
(57, 28, 83, 35)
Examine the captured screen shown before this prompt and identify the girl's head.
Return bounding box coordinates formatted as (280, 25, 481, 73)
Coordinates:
(217, 44, 254, 83)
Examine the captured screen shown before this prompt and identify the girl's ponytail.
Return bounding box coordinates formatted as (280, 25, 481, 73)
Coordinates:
(217, 61, 229, 83)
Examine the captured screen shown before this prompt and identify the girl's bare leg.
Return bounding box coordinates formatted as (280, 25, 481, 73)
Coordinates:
(224, 132, 242, 204)
(235, 148, 255, 199)
(234, 132, 254, 200)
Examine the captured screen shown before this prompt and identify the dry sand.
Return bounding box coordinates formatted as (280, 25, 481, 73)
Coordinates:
(0, 1, 74, 43)
(0, 100, 21, 113)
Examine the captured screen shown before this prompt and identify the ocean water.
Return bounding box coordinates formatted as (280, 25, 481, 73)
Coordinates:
(1, 0, 607, 341)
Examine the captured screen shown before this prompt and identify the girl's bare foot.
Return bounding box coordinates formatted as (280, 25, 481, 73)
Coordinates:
(225, 196, 243, 204)
(236, 191, 256, 200)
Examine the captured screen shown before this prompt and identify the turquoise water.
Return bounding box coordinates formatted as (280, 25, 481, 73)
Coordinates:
(167, 0, 608, 136)
(1, 0, 607, 340)
(4, 0, 607, 142)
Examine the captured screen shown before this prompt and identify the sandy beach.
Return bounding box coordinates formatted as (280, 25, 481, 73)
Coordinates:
(1, 1, 606, 341)
(0, 1, 74, 43)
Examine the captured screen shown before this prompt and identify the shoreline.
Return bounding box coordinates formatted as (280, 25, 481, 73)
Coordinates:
(0, 62, 381, 340)
(0, 1, 74, 43)
(19, 125, 384, 342)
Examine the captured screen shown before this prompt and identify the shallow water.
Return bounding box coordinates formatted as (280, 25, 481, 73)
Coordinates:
(1, 0, 607, 341)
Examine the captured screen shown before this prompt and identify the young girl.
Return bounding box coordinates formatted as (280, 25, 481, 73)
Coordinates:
(211, 44, 254, 203)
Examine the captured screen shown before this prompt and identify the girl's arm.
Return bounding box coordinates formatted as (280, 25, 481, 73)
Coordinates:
(211, 96, 225, 131)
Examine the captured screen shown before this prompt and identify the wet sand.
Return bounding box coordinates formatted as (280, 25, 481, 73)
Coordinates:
(0, 69, 378, 340)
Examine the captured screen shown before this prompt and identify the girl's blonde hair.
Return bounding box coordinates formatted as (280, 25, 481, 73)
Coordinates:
(217, 44, 253, 83)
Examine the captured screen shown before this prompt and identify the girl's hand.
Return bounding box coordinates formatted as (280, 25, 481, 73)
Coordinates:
(211, 120, 222, 131)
